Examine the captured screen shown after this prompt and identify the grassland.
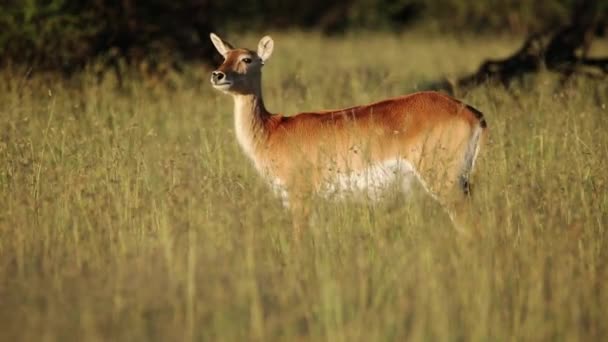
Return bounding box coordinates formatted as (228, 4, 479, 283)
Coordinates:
(1, 32, 607, 341)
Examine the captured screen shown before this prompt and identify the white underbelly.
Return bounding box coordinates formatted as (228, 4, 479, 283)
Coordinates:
(321, 158, 417, 200)
(269, 158, 421, 207)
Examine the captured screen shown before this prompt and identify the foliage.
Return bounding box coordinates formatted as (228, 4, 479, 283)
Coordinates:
(0, 0, 99, 70)
(0, 0, 217, 73)
(0, 0, 602, 72)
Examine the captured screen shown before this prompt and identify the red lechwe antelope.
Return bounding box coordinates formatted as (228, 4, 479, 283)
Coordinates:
(209, 33, 487, 231)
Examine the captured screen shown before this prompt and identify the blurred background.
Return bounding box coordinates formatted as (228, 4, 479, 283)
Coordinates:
(1, 0, 606, 77)
(1, 2, 608, 341)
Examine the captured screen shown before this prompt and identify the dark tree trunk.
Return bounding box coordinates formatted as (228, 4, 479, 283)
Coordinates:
(429, 0, 608, 94)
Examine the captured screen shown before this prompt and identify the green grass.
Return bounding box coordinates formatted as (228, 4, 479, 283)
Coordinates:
(1, 32, 607, 341)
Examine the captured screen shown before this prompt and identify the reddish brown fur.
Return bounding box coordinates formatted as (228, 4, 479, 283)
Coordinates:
(258, 91, 486, 197)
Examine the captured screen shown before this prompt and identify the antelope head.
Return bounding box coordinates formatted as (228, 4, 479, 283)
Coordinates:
(209, 33, 274, 95)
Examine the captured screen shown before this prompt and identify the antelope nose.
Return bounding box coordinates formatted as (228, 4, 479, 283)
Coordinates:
(211, 71, 225, 83)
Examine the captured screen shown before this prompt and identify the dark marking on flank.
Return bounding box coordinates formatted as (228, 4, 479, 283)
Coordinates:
(460, 175, 471, 196)
(479, 118, 487, 128)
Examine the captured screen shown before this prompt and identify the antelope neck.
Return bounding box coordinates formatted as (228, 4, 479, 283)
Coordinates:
(232, 92, 272, 161)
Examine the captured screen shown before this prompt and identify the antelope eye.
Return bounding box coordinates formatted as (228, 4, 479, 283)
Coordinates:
(242, 57, 252, 64)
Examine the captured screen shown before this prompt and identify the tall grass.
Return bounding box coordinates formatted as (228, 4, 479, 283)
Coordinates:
(1, 32, 607, 341)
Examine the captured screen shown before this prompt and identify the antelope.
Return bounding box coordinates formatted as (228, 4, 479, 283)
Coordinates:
(209, 33, 487, 231)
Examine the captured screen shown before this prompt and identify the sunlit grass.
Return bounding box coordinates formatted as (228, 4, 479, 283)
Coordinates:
(1, 31, 607, 341)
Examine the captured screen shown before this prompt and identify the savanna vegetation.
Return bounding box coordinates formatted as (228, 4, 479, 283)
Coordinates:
(2, 0, 605, 74)
(1, 31, 607, 341)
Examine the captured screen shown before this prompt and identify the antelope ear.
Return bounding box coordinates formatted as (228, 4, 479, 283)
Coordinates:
(257, 36, 274, 62)
(209, 33, 234, 58)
